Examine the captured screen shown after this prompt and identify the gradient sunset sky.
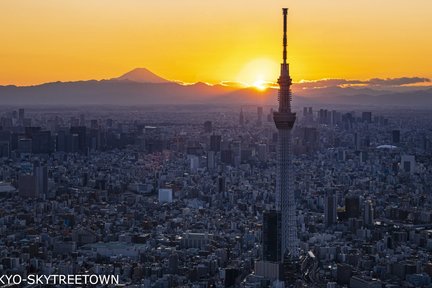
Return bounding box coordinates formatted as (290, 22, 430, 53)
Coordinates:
(1, 0, 431, 86)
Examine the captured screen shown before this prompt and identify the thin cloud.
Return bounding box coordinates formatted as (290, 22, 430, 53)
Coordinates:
(296, 77, 431, 89)
(179, 77, 430, 89)
(219, 81, 248, 88)
(368, 77, 430, 86)
(297, 79, 363, 89)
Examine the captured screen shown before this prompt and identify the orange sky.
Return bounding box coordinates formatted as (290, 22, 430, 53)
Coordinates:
(0, 0, 431, 86)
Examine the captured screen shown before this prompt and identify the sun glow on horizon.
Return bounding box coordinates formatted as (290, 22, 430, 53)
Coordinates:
(252, 79, 268, 91)
(236, 58, 279, 91)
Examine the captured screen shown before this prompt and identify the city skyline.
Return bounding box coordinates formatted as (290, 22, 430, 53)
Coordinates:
(1, 0, 431, 87)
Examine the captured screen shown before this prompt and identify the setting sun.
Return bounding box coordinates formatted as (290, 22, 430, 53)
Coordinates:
(236, 58, 279, 90)
(253, 79, 267, 91)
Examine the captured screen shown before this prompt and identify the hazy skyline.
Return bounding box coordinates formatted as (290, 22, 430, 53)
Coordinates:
(1, 0, 431, 86)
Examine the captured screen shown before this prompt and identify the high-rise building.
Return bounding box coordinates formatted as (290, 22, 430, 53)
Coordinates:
(360, 151, 369, 163)
(325, 193, 337, 227)
(272, 8, 299, 260)
(143, 126, 163, 154)
(363, 200, 374, 227)
(210, 134, 221, 152)
(18, 138, 33, 154)
(168, 253, 179, 275)
(267, 109, 274, 122)
(345, 195, 360, 219)
(302, 107, 314, 124)
(189, 155, 200, 173)
(257, 107, 263, 125)
(217, 176, 226, 194)
(401, 155, 416, 174)
(18, 174, 37, 198)
(262, 210, 281, 262)
(204, 121, 213, 133)
(221, 150, 233, 165)
(34, 164, 48, 197)
(362, 112, 372, 123)
(231, 141, 241, 166)
(392, 130, 401, 144)
(90, 119, 98, 129)
(0, 141, 10, 158)
(256, 143, 267, 161)
(318, 109, 330, 124)
(300, 127, 319, 153)
(32, 131, 52, 154)
(18, 108, 25, 122)
(354, 132, 361, 150)
(158, 188, 173, 203)
(55, 130, 67, 152)
(331, 110, 341, 126)
(224, 268, 240, 287)
(207, 151, 215, 171)
(239, 108, 244, 126)
(70, 126, 87, 153)
(0, 131, 11, 157)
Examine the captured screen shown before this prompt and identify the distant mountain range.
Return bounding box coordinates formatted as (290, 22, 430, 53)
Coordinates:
(1, 68, 431, 107)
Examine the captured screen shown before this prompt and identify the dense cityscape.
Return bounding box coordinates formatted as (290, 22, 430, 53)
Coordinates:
(0, 104, 431, 287)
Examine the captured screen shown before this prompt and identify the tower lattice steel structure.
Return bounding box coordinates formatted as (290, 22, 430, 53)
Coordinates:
(273, 8, 299, 260)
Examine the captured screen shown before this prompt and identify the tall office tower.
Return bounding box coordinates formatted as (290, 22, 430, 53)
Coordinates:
(354, 132, 361, 150)
(273, 8, 299, 260)
(331, 110, 340, 126)
(392, 130, 401, 144)
(18, 108, 25, 122)
(207, 150, 215, 171)
(345, 195, 360, 219)
(267, 108, 274, 122)
(325, 193, 337, 227)
(262, 210, 281, 262)
(362, 111, 372, 123)
(18, 174, 37, 198)
(257, 106, 263, 124)
(302, 107, 314, 124)
(34, 164, 48, 197)
(363, 200, 374, 227)
(0, 141, 10, 158)
(32, 131, 52, 154)
(210, 134, 222, 152)
(90, 119, 98, 129)
(318, 109, 329, 124)
(217, 175, 226, 194)
(239, 108, 245, 126)
(401, 155, 416, 174)
(70, 126, 87, 153)
(203, 121, 213, 133)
